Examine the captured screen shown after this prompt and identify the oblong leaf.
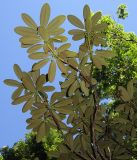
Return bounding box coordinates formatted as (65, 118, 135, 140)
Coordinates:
(40, 3, 50, 26)
(29, 52, 48, 60)
(22, 13, 37, 29)
(22, 97, 34, 113)
(68, 80, 80, 96)
(48, 60, 56, 82)
(36, 74, 47, 90)
(47, 15, 66, 32)
(56, 43, 71, 53)
(20, 36, 42, 45)
(67, 15, 84, 29)
(12, 85, 24, 100)
(14, 26, 37, 36)
(12, 93, 32, 105)
(36, 122, 46, 142)
(4, 79, 20, 87)
(65, 51, 77, 57)
(32, 59, 50, 71)
(27, 44, 43, 54)
(40, 86, 55, 92)
(22, 73, 36, 92)
(13, 64, 23, 80)
(56, 60, 68, 74)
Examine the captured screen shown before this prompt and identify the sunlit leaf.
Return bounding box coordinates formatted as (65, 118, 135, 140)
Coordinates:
(40, 3, 50, 26)
(67, 15, 84, 29)
(21, 13, 37, 29)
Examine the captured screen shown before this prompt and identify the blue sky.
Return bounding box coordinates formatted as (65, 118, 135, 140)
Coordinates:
(0, 0, 137, 147)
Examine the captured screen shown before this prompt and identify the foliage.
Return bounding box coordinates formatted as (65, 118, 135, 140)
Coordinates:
(94, 15, 137, 98)
(117, 4, 128, 19)
(0, 130, 61, 160)
(4, 3, 137, 160)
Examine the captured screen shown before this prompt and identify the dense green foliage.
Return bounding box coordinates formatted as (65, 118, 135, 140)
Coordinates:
(0, 130, 62, 160)
(4, 3, 137, 160)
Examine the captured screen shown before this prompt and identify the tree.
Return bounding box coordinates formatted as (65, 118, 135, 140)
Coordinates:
(4, 3, 137, 160)
(0, 130, 62, 160)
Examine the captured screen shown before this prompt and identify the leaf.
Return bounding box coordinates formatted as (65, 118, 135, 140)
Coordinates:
(47, 15, 66, 32)
(96, 50, 116, 58)
(36, 122, 46, 142)
(54, 106, 73, 115)
(56, 43, 71, 53)
(48, 60, 56, 82)
(32, 107, 46, 116)
(13, 64, 23, 80)
(118, 86, 131, 102)
(68, 29, 85, 35)
(20, 36, 42, 45)
(14, 27, 37, 36)
(27, 44, 43, 54)
(52, 35, 68, 43)
(12, 93, 32, 105)
(93, 22, 108, 32)
(127, 80, 133, 99)
(61, 76, 76, 88)
(49, 28, 65, 36)
(91, 12, 102, 26)
(22, 73, 36, 92)
(21, 13, 37, 29)
(80, 80, 89, 96)
(66, 134, 73, 149)
(38, 26, 49, 41)
(72, 34, 85, 41)
(83, 5, 91, 32)
(54, 98, 72, 108)
(56, 60, 68, 74)
(40, 3, 50, 26)
(22, 97, 34, 113)
(11, 85, 24, 100)
(68, 80, 80, 96)
(65, 51, 77, 58)
(41, 86, 55, 92)
(67, 15, 84, 29)
(92, 55, 108, 69)
(50, 92, 65, 104)
(36, 74, 47, 90)
(32, 59, 49, 71)
(4, 79, 20, 87)
(29, 52, 48, 60)
(27, 119, 42, 129)
(67, 58, 78, 68)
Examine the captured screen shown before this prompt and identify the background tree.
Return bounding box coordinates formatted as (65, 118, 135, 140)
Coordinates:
(0, 129, 62, 160)
(4, 3, 137, 160)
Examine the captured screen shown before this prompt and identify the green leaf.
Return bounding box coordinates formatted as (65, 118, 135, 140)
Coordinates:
(4, 79, 20, 87)
(56, 43, 71, 53)
(13, 64, 23, 80)
(56, 60, 68, 74)
(22, 72, 36, 92)
(27, 44, 43, 54)
(40, 3, 50, 26)
(22, 97, 34, 113)
(32, 59, 49, 71)
(29, 52, 48, 60)
(47, 15, 66, 32)
(67, 15, 84, 29)
(14, 27, 37, 36)
(48, 60, 56, 82)
(21, 13, 37, 29)
(12, 93, 32, 105)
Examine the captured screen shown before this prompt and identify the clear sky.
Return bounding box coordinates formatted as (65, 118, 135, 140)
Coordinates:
(0, 0, 137, 147)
